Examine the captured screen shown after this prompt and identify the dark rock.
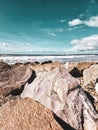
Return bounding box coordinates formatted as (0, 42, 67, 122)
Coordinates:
(30, 61, 40, 66)
(23, 62, 31, 65)
(70, 67, 83, 77)
(41, 60, 53, 65)
(14, 62, 23, 66)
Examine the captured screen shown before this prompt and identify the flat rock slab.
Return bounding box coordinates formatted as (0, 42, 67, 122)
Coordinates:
(0, 97, 62, 130)
(21, 67, 98, 130)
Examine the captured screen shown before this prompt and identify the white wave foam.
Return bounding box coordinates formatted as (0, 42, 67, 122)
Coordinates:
(0, 55, 97, 64)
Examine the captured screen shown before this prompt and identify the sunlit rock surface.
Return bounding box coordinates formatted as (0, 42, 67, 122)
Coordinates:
(21, 67, 98, 130)
(83, 64, 98, 89)
(0, 97, 62, 130)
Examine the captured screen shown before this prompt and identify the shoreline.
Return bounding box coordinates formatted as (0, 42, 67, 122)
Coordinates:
(0, 54, 98, 64)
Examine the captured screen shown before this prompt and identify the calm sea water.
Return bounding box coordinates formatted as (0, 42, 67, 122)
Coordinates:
(0, 54, 98, 64)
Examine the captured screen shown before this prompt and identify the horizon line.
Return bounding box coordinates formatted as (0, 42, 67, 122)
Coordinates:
(0, 54, 98, 56)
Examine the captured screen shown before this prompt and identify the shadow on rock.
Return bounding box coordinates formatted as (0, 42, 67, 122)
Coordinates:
(10, 70, 36, 96)
(84, 90, 98, 112)
(27, 70, 36, 84)
(53, 113, 76, 130)
(70, 67, 83, 78)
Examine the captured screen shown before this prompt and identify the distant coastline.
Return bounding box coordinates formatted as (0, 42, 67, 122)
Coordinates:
(0, 53, 98, 56)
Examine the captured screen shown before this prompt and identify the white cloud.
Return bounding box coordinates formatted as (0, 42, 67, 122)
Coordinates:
(85, 16, 98, 27)
(70, 34, 98, 53)
(68, 16, 98, 27)
(68, 19, 83, 26)
(68, 25, 84, 31)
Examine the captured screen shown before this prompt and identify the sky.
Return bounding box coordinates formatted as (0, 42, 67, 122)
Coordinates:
(0, 0, 98, 54)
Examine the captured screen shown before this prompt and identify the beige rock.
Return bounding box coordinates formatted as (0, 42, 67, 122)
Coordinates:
(30, 64, 44, 73)
(0, 97, 62, 130)
(0, 64, 32, 96)
(95, 83, 98, 94)
(21, 67, 98, 130)
(65, 62, 95, 78)
(83, 64, 98, 88)
(43, 62, 64, 72)
(67, 62, 95, 72)
(29, 61, 64, 74)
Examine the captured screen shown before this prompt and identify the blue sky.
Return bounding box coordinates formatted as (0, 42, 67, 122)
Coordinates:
(0, 0, 98, 54)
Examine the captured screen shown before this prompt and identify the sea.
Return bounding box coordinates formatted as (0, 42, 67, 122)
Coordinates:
(0, 54, 98, 64)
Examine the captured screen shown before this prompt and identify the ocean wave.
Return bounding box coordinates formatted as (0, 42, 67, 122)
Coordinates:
(0, 55, 98, 64)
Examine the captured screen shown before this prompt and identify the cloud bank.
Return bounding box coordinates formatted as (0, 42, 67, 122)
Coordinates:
(0, 42, 55, 54)
(70, 34, 98, 53)
(68, 16, 98, 27)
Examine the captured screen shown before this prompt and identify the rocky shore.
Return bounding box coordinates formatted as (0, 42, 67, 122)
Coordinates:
(0, 61, 98, 130)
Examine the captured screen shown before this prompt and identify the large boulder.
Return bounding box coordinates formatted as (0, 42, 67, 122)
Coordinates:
(0, 64, 32, 96)
(21, 67, 98, 130)
(0, 97, 62, 130)
(83, 64, 98, 89)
